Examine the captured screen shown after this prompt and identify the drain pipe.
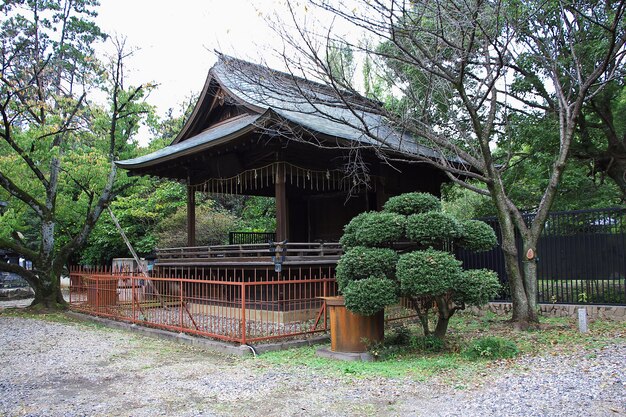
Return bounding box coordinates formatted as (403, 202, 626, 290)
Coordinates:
(243, 344, 258, 357)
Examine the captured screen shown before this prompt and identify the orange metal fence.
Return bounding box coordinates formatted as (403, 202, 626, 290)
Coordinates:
(69, 266, 338, 344)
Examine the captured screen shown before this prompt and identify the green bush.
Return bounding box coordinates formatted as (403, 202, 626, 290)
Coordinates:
(156, 203, 237, 248)
(406, 212, 463, 247)
(386, 324, 412, 345)
(342, 276, 399, 316)
(410, 335, 446, 353)
(354, 211, 406, 247)
(335, 246, 398, 290)
(396, 249, 463, 296)
(339, 211, 374, 249)
(463, 337, 519, 360)
(383, 192, 441, 215)
(454, 269, 501, 307)
(458, 220, 497, 252)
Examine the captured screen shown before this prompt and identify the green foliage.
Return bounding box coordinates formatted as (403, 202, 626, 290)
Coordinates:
(0, 0, 155, 307)
(441, 183, 494, 220)
(463, 337, 519, 361)
(239, 196, 276, 232)
(406, 212, 463, 247)
(155, 202, 238, 248)
(490, 113, 623, 212)
(454, 269, 501, 307)
(410, 335, 447, 353)
(396, 249, 463, 296)
(80, 180, 185, 264)
(337, 193, 502, 338)
(383, 192, 441, 215)
(326, 41, 356, 86)
(342, 276, 399, 316)
(335, 246, 398, 291)
(386, 324, 412, 346)
(457, 220, 497, 252)
(339, 211, 373, 249)
(354, 211, 405, 246)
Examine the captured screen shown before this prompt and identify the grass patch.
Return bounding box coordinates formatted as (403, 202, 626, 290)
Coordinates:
(462, 337, 519, 360)
(0, 307, 78, 324)
(257, 311, 625, 383)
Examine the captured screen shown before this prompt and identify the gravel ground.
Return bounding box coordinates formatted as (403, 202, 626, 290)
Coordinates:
(0, 313, 624, 417)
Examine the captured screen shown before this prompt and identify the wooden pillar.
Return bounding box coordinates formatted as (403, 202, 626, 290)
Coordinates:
(275, 163, 289, 241)
(187, 185, 196, 246)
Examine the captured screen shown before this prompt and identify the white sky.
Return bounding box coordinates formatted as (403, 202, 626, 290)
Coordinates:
(95, 1, 295, 123)
(94, 0, 362, 145)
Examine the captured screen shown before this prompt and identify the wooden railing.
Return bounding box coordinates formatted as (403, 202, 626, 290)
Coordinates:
(156, 242, 343, 266)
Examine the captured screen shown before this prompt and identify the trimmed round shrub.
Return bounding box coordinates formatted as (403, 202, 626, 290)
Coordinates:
(406, 211, 464, 247)
(343, 276, 399, 316)
(453, 268, 501, 307)
(339, 211, 374, 249)
(336, 246, 398, 291)
(396, 249, 463, 296)
(458, 220, 497, 252)
(354, 212, 406, 247)
(463, 337, 518, 360)
(383, 192, 441, 215)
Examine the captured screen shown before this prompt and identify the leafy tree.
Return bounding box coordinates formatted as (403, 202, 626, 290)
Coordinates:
(336, 192, 500, 339)
(267, 0, 626, 327)
(80, 179, 185, 265)
(155, 201, 238, 248)
(0, 1, 149, 308)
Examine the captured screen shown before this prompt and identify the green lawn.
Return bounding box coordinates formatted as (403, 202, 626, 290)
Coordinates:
(258, 311, 625, 383)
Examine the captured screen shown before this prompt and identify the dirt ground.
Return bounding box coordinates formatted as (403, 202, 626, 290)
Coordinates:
(0, 310, 624, 417)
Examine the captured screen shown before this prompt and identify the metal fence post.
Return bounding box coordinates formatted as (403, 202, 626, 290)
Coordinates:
(179, 278, 183, 328)
(241, 282, 247, 345)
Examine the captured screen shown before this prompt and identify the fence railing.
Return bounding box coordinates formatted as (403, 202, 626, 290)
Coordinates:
(69, 266, 338, 344)
(69, 265, 420, 344)
(457, 207, 626, 305)
(229, 231, 276, 245)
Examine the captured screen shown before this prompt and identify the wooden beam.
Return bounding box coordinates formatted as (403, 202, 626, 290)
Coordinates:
(187, 186, 196, 246)
(275, 163, 289, 241)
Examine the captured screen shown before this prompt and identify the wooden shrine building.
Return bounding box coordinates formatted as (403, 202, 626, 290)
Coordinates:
(116, 55, 449, 270)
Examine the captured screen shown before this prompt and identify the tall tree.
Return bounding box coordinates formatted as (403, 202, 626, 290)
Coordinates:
(256, 0, 626, 327)
(578, 82, 626, 199)
(0, 0, 148, 308)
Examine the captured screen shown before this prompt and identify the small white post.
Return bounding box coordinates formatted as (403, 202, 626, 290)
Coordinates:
(578, 308, 588, 333)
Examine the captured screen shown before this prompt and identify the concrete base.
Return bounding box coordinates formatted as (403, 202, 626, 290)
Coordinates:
(316, 347, 375, 362)
(66, 311, 328, 356)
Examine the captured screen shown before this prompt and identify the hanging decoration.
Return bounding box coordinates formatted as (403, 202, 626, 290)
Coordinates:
(190, 162, 376, 195)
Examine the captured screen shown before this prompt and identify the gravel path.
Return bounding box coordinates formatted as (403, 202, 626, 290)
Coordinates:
(0, 314, 624, 417)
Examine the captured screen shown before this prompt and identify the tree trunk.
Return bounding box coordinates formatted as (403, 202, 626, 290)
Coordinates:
(605, 153, 626, 200)
(521, 256, 539, 321)
(433, 295, 453, 339)
(495, 207, 539, 328)
(433, 316, 450, 339)
(31, 269, 67, 310)
(410, 296, 432, 336)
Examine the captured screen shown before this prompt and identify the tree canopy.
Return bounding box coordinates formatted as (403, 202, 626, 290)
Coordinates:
(263, 0, 626, 327)
(0, 0, 150, 308)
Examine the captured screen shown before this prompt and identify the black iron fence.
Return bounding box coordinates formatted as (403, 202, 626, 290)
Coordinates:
(457, 207, 626, 305)
(228, 231, 276, 245)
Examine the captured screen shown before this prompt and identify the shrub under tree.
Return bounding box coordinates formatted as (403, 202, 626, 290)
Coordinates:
(336, 192, 500, 339)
